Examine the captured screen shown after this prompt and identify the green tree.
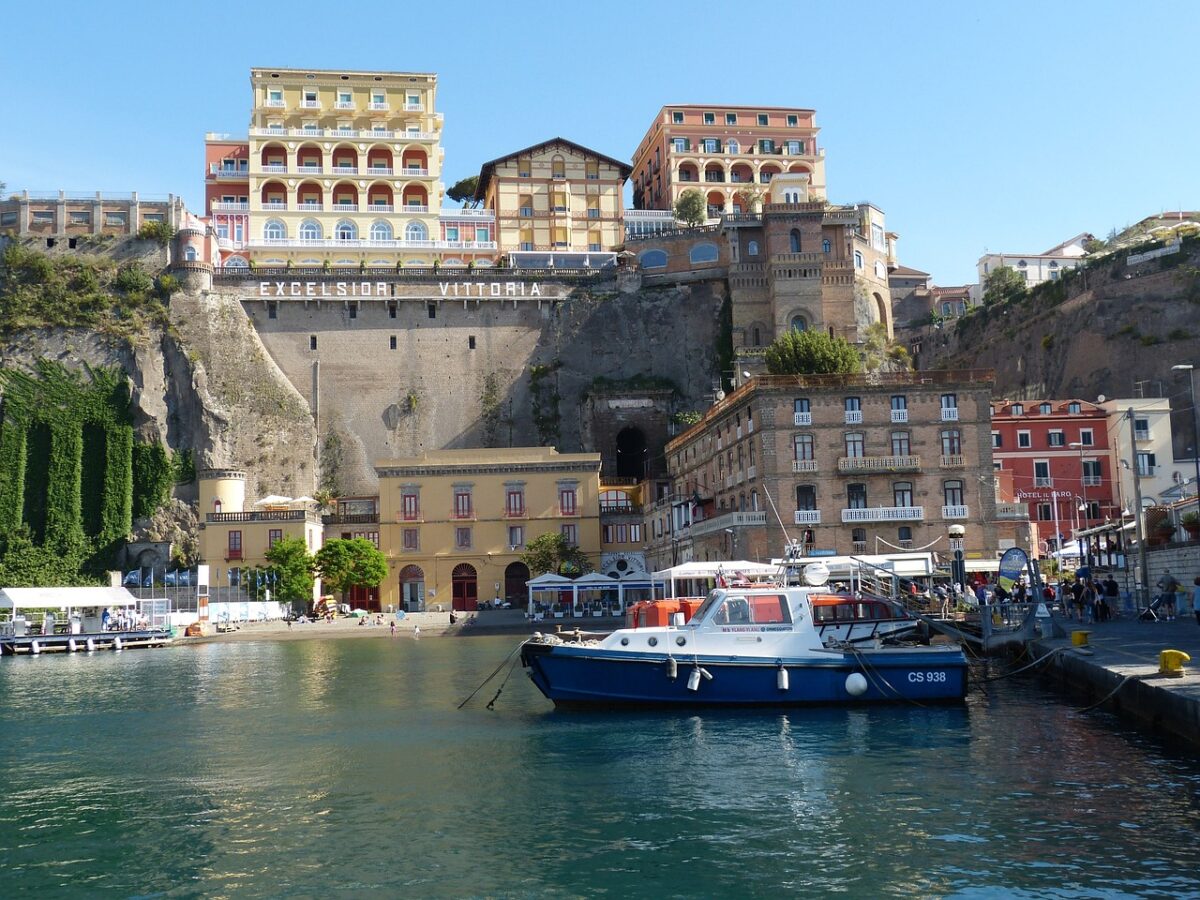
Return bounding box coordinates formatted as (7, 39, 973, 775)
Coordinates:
(313, 537, 387, 596)
(264, 536, 315, 607)
(981, 266, 1027, 306)
(447, 176, 480, 207)
(673, 189, 707, 228)
(521, 532, 594, 577)
(764, 328, 861, 375)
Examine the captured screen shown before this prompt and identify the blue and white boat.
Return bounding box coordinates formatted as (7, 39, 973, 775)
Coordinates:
(520, 563, 967, 708)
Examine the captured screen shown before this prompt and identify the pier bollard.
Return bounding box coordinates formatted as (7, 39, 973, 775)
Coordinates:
(1159, 649, 1190, 678)
(113, 637, 123, 651)
(68, 638, 77, 653)
(86, 638, 95, 652)
(30, 640, 40, 655)
(1071, 630, 1092, 647)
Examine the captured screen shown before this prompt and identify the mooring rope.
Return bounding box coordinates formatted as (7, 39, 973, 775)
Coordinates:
(485, 654, 523, 711)
(457, 639, 524, 710)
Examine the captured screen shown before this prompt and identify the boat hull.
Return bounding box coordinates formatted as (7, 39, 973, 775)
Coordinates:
(521, 642, 967, 707)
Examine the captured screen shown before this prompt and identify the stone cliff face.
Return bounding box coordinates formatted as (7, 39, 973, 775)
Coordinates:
(0, 279, 317, 504)
(239, 276, 726, 495)
(915, 247, 1200, 404)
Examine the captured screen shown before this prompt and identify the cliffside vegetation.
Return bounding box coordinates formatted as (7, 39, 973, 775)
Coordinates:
(0, 243, 174, 336)
(0, 361, 180, 585)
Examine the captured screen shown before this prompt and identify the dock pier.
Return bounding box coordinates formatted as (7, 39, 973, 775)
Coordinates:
(1025, 614, 1200, 745)
(0, 629, 172, 656)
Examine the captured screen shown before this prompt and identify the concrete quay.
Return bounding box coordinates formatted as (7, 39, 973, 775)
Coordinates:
(1028, 613, 1200, 745)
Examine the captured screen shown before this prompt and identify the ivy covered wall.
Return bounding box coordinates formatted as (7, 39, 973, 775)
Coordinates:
(0, 360, 161, 584)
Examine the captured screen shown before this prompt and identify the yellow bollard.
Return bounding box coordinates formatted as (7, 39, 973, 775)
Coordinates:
(1071, 630, 1092, 647)
(1159, 649, 1191, 678)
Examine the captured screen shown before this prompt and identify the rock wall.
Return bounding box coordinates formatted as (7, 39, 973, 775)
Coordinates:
(234, 278, 727, 494)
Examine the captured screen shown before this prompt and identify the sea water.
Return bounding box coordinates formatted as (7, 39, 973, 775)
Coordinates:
(1, 635, 1198, 897)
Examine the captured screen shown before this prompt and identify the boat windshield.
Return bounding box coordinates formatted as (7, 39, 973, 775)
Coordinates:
(705, 592, 793, 626)
(692, 589, 724, 623)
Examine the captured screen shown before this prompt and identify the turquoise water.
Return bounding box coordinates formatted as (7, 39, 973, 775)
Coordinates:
(1, 635, 1198, 898)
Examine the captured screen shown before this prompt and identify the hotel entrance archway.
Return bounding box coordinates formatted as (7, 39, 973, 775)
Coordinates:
(504, 561, 530, 605)
(451, 563, 478, 611)
(400, 565, 425, 612)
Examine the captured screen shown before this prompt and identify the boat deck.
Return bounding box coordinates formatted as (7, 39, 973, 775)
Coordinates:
(0, 629, 172, 655)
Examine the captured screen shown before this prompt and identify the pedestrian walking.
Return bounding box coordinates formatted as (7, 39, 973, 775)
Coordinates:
(1156, 571, 1180, 621)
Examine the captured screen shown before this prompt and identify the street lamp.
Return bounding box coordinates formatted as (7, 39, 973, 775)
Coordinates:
(1069, 441, 1091, 568)
(724, 527, 735, 559)
(1171, 364, 1200, 507)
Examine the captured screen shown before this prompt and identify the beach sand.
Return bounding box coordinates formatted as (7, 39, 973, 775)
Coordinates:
(176, 610, 616, 646)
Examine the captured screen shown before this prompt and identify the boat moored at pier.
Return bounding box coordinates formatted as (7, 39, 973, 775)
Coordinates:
(520, 563, 967, 708)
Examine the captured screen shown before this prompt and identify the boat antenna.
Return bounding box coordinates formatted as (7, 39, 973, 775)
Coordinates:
(760, 484, 802, 563)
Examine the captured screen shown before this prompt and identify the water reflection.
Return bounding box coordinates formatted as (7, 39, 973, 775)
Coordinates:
(1, 636, 1198, 897)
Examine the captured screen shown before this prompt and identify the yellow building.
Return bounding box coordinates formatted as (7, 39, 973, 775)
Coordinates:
(475, 138, 631, 268)
(247, 67, 449, 268)
(376, 448, 602, 611)
(197, 469, 324, 599)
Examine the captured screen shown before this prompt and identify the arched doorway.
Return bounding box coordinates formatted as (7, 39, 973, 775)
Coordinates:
(504, 561, 530, 605)
(452, 563, 478, 611)
(873, 292, 888, 327)
(400, 565, 425, 612)
(615, 426, 647, 479)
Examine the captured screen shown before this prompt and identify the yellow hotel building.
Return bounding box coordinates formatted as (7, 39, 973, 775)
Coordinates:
(475, 138, 631, 268)
(376, 448, 601, 612)
(247, 67, 474, 268)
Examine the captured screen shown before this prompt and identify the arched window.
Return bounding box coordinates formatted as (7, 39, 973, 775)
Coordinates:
(822, 239, 831, 254)
(263, 218, 286, 240)
(299, 219, 322, 240)
(370, 220, 393, 241)
(639, 249, 667, 269)
(747, 240, 759, 257)
(184, 247, 197, 261)
(223, 256, 248, 268)
(791, 314, 808, 332)
(752, 326, 761, 346)
(727, 139, 739, 154)
(334, 219, 357, 241)
(789, 229, 801, 253)
(405, 221, 428, 241)
(689, 242, 719, 264)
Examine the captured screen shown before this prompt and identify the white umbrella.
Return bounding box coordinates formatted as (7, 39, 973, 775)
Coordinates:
(291, 496, 317, 505)
(253, 494, 293, 506)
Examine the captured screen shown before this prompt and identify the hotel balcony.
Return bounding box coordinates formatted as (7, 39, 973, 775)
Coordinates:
(994, 502, 1029, 520)
(250, 238, 498, 250)
(941, 505, 969, 519)
(366, 204, 394, 213)
(1034, 477, 1053, 487)
(251, 127, 439, 141)
(940, 454, 966, 468)
(211, 202, 249, 212)
(689, 509, 767, 538)
(332, 166, 359, 175)
(792, 459, 818, 473)
(217, 238, 247, 251)
(841, 506, 924, 523)
(262, 164, 288, 174)
(844, 410, 863, 424)
(794, 510, 821, 525)
(837, 455, 921, 474)
(207, 509, 321, 524)
(404, 102, 424, 111)
(441, 209, 496, 220)
(300, 100, 321, 109)
(366, 167, 394, 176)
(209, 165, 249, 180)
(335, 101, 356, 110)
(891, 409, 908, 423)
(368, 102, 390, 110)
(1082, 475, 1103, 487)
(296, 165, 324, 175)
(264, 99, 285, 108)
(941, 408, 960, 422)
(1134, 428, 1151, 441)
(793, 412, 812, 426)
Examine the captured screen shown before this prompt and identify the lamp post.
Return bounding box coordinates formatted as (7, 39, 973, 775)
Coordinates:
(724, 527, 735, 560)
(1069, 441, 1091, 568)
(1171, 364, 1200, 512)
(948, 524, 966, 592)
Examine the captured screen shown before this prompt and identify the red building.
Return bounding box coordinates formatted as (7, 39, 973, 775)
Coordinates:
(204, 133, 251, 268)
(991, 399, 1117, 554)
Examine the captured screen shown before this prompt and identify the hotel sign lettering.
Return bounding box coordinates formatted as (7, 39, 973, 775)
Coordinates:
(256, 280, 547, 298)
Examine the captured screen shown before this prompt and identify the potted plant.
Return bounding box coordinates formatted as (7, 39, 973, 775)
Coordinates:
(1152, 520, 1177, 545)
(1182, 512, 1200, 540)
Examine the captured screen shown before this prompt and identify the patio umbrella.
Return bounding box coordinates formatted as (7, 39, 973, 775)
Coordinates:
(253, 494, 293, 506)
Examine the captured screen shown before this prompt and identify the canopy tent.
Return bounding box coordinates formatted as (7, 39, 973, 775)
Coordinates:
(650, 560, 778, 582)
(526, 572, 654, 619)
(0, 586, 139, 612)
(1052, 541, 1083, 559)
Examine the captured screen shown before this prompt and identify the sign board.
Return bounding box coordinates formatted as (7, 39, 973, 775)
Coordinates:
(249, 280, 567, 300)
(809, 549, 837, 557)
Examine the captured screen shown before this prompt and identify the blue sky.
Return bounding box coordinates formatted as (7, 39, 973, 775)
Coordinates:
(1, 1, 1196, 285)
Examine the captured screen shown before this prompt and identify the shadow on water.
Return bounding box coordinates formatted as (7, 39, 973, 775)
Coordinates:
(1, 636, 1198, 897)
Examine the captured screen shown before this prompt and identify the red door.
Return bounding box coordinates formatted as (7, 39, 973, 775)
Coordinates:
(452, 564, 478, 611)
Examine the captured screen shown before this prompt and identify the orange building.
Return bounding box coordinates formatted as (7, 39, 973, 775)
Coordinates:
(631, 105, 827, 215)
(204, 134, 251, 268)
